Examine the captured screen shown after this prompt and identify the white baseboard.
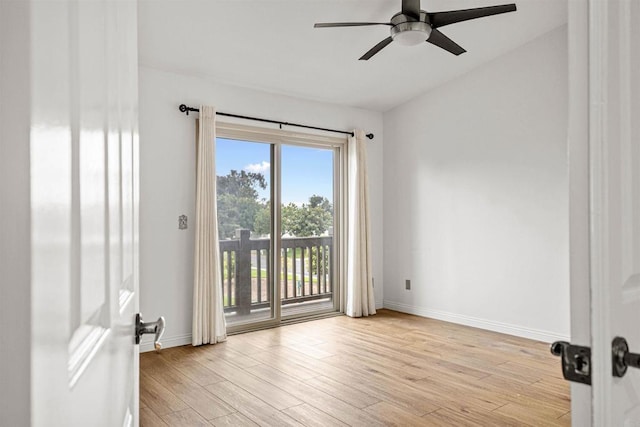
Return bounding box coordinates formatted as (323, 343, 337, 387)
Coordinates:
(140, 333, 192, 353)
(140, 302, 568, 351)
(382, 300, 570, 343)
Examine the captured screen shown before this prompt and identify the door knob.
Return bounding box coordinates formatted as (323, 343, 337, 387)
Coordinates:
(135, 313, 165, 351)
(612, 336, 640, 377)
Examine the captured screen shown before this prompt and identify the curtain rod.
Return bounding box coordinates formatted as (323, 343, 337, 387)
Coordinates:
(178, 104, 374, 140)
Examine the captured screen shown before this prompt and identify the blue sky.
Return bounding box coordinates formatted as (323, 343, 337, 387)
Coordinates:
(216, 138, 333, 205)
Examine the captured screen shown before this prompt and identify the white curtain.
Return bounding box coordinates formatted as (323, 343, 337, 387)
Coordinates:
(345, 129, 376, 317)
(192, 105, 227, 345)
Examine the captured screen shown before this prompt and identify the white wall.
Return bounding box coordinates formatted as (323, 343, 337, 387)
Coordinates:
(139, 67, 384, 350)
(382, 26, 570, 342)
(0, 1, 31, 424)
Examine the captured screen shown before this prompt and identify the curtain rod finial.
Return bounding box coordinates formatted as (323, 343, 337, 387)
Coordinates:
(366, 133, 374, 140)
(179, 104, 189, 115)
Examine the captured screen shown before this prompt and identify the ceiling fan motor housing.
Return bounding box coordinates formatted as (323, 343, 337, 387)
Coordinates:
(390, 12, 432, 46)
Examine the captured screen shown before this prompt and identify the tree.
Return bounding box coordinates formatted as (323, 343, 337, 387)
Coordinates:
(308, 194, 332, 213)
(281, 203, 303, 236)
(253, 202, 271, 236)
(281, 195, 333, 237)
(217, 170, 266, 199)
(216, 170, 267, 239)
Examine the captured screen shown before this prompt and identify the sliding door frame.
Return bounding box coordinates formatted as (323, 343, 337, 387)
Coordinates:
(217, 122, 345, 334)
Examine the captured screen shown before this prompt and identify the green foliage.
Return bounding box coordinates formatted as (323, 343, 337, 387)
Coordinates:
(216, 168, 333, 240)
(309, 245, 330, 282)
(281, 195, 333, 237)
(217, 170, 267, 239)
(253, 202, 271, 236)
(308, 194, 332, 212)
(217, 170, 266, 199)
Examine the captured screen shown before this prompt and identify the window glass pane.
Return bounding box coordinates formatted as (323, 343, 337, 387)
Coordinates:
(216, 138, 273, 326)
(281, 145, 334, 316)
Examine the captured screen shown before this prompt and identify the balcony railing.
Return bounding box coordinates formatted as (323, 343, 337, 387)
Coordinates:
(219, 229, 333, 316)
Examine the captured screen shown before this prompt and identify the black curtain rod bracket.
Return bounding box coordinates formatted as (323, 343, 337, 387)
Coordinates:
(178, 104, 374, 140)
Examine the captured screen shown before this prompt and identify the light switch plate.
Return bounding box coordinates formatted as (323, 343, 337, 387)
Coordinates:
(178, 215, 187, 230)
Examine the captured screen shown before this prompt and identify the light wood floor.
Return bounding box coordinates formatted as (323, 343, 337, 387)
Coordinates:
(140, 309, 570, 426)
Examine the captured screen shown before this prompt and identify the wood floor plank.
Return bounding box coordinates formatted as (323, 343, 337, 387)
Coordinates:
(283, 342, 334, 359)
(410, 375, 507, 413)
(480, 374, 571, 414)
(139, 373, 189, 416)
(246, 350, 321, 381)
(364, 401, 434, 426)
(559, 411, 572, 422)
(530, 376, 571, 398)
(140, 309, 570, 426)
(268, 343, 436, 413)
(322, 350, 430, 382)
(304, 375, 381, 409)
(142, 366, 236, 420)
(282, 403, 348, 427)
(492, 402, 570, 426)
(158, 352, 225, 387)
(140, 407, 168, 427)
(197, 357, 302, 410)
(220, 339, 268, 356)
(188, 344, 262, 369)
(244, 363, 388, 426)
(176, 359, 226, 387)
(162, 408, 210, 427)
(409, 355, 495, 383)
(209, 411, 259, 427)
(421, 407, 526, 426)
(204, 380, 303, 426)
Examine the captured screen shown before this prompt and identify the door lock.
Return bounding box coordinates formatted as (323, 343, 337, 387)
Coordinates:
(135, 313, 165, 351)
(551, 341, 592, 385)
(612, 336, 640, 378)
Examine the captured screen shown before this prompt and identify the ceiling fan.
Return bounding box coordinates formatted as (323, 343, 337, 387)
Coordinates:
(314, 0, 517, 60)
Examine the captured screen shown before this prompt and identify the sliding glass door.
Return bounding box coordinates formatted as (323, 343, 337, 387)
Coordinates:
(215, 125, 341, 331)
(280, 145, 335, 318)
(216, 138, 275, 326)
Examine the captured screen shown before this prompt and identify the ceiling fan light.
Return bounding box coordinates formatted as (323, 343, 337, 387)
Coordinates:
(390, 21, 432, 46)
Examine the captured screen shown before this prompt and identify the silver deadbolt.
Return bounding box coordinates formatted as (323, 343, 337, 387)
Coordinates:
(612, 336, 640, 378)
(135, 313, 165, 351)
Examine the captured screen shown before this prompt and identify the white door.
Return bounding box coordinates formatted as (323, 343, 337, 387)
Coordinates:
(569, 0, 640, 425)
(589, 0, 640, 424)
(30, 0, 141, 426)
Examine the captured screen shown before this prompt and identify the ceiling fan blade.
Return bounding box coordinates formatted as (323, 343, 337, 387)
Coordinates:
(402, 0, 421, 20)
(314, 22, 391, 28)
(428, 4, 516, 28)
(359, 37, 394, 60)
(426, 29, 466, 56)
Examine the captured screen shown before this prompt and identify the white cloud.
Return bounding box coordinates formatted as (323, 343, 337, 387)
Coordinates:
(244, 161, 270, 174)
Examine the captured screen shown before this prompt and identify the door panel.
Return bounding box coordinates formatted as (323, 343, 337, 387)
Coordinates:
(30, 0, 140, 426)
(281, 145, 336, 317)
(588, 0, 640, 424)
(216, 138, 275, 327)
(610, 0, 640, 421)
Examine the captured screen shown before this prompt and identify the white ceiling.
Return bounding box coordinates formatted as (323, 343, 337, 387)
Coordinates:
(138, 0, 567, 112)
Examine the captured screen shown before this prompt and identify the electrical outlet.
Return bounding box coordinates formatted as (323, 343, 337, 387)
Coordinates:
(405, 279, 411, 290)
